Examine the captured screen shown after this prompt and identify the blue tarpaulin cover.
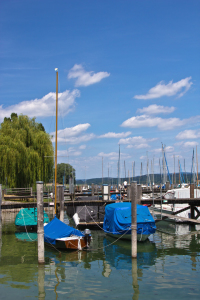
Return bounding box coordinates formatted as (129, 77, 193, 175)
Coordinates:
(44, 217, 84, 245)
(15, 208, 49, 227)
(103, 202, 156, 236)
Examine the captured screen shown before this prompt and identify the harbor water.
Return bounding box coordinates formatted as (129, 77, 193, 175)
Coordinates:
(0, 211, 200, 299)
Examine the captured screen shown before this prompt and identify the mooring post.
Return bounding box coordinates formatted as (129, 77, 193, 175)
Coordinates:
(37, 181, 45, 264)
(190, 183, 195, 219)
(131, 181, 137, 258)
(137, 184, 142, 204)
(59, 186, 64, 222)
(166, 181, 170, 191)
(92, 184, 94, 196)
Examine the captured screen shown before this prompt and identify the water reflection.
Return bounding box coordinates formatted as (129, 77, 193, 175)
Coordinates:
(0, 213, 200, 299)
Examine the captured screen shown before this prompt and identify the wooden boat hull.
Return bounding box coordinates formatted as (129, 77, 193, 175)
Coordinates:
(46, 235, 91, 250)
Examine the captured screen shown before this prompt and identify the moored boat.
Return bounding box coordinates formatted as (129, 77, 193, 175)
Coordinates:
(15, 207, 49, 231)
(44, 217, 91, 250)
(103, 202, 156, 242)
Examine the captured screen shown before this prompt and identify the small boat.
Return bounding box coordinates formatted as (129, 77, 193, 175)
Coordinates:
(155, 185, 200, 221)
(103, 202, 156, 241)
(44, 217, 91, 250)
(67, 195, 105, 229)
(15, 208, 49, 231)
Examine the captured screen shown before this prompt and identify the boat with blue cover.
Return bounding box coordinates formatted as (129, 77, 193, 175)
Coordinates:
(103, 202, 156, 241)
(15, 208, 49, 231)
(44, 217, 91, 250)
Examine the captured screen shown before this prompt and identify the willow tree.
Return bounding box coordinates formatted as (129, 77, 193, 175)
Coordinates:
(0, 113, 54, 187)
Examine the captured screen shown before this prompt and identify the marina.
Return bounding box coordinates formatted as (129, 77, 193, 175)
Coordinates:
(0, 209, 200, 299)
(1, 1, 200, 299)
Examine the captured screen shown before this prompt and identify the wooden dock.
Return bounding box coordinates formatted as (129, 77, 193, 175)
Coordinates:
(1, 196, 200, 224)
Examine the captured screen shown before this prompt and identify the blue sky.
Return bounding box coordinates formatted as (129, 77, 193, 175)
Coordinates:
(0, 0, 200, 180)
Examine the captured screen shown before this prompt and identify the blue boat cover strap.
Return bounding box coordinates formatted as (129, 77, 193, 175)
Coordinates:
(44, 217, 84, 245)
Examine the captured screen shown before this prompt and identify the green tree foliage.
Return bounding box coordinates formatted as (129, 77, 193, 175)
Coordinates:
(0, 114, 54, 187)
(57, 163, 75, 184)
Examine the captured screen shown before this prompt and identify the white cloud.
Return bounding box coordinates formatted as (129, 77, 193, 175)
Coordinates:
(119, 136, 156, 149)
(137, 104, 175, 115)
(58, 149, 82, 157)
(174, 140, 198, 149)
(151, 146, 174, 154)
(133, 143, 150, 149)
(134, 77, 192, 99)
(51, 123, 95, 144)
(68, 64, 110, 87)
(119, 136, 147, 145)
(99, 131, 131, 138)
(79, 145, 86, 150)
(0, 89, 80, 122)
(176, 130, 200, 140)
(165, 146, 174, 152)
(183, 141, 198, 148)
(98, 152, 131, 160)
(121, 115, 184, 130)
(56, 124, 91, 138)
(121, 115, 200, 131)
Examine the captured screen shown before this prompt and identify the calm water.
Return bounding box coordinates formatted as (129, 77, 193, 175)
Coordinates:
(0, 211, 200, 300)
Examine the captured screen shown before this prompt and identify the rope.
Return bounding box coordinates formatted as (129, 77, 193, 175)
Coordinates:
(21, 209, 37, 242)
(85, 205, 133, 234)
(88, 227, 132, 252)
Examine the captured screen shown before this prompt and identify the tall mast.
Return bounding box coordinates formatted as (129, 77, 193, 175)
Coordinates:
(54, 68, 58, 216)
(196, 146, 198, 187)
(118, 144, 121, 188)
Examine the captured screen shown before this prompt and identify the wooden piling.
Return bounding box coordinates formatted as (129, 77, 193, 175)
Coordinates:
(131, 181, 137, 258)
(59, 186, 64, 222)
(166, 181, 170, 191)
(37, 181, 45, 264)
(190, 183, 195, 219)
(137, 184, 142, 204)
(92, 184, 94, 196)
(190, 183, 194, 198)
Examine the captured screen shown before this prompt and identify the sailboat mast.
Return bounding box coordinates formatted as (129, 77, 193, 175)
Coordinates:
(54, 68, 58, 215)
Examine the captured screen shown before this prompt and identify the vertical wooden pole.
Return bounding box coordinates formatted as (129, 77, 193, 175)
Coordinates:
(190, 183, 195, 219)
(190, 183, 194, 198)
(54, 69, 58, 216)
(166, 181, 170, 191)
(37, 181, 45, 264)
(92, 184, 94, 196)
(137, 184, 142, 204)
(131, 181, 137, 258)
(108, 185, 111, 201)
(59, 186, 64, 222)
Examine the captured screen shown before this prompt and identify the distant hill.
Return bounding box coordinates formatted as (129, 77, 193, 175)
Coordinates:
(76, 172, 193, 186)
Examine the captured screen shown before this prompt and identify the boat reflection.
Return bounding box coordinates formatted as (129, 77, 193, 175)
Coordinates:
(103, 236, 157, 272)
